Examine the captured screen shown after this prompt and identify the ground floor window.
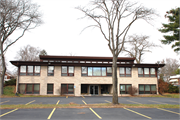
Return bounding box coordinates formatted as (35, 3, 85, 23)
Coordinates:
(81, 84, 88, 94)
(61, 84, 74, 94)
(120, 84, 132, 94)
(19, 84, 40, 94)
(47, 84, 54, 94)
(101, 85, 109, 94)
(139, 84, 156, 94)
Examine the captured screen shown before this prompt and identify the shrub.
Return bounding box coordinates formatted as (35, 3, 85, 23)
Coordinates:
(158, 79, 169, 95)
(168, 84, 179, 93)
(128, 86, 138, 96)
(4, 79, 16, 86)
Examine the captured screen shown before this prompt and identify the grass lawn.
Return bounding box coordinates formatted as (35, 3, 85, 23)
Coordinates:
(0, 103, 179, 109)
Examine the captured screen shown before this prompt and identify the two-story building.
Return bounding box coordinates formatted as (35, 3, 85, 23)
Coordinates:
(10, 55, 165, 96)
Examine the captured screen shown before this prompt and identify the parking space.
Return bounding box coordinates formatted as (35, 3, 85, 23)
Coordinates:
(129, 108, 180, 119)
(51, 108, 98, 119)
(0, 109, 53, 119)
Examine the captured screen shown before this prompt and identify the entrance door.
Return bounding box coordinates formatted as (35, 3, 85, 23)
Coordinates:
(90, 85, 98, 95)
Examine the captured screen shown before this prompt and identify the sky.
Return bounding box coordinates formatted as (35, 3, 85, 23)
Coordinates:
(4, 0, 180, 72)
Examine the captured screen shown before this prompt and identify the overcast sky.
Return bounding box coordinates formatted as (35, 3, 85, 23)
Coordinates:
(5, 0, 180, 72)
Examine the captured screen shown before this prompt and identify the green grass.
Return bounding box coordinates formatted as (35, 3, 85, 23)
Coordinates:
(138, 94, 180, 98)
(0, 103, 179, 109)
(3, 86, 16, 96)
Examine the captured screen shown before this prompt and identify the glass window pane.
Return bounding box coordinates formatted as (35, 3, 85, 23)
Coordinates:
(26, 84, 32, 91)
(47, 84, 53, 91)
(62, 66, 67, 73)
(93, 67, 101, 76)
(82, 67, 87, 73)
(145, 85, 150, 91)
(19, 84, 25, 94)
(88, 67, 92, 76)
(68, 67, 74, 73)
(144, 68, 149, 74)
(107, 67, 112, 73)
(34, 84, 40, 91)
(120, 67, 125, 74)
(102, 67, 106, 76)
(150, 68, 155, 74)
(139, 85, 144, 91)
(68, 84, 74, 91)
(126, 85, 131, 91)
(126, 68, 131, 74)
(151, 85, 156, 91)
(48, 66, 54, 73)
(35, 66, 40, 73)
(20, 66, 26, 72)
(138, 68, 143, 74)
(120, 85, 125, 91)
(28, 66, 33, 73)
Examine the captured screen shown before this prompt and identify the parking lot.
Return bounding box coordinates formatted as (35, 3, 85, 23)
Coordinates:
(0, 96, 180, 119)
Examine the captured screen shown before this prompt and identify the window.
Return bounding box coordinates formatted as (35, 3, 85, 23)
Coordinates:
(20, 66, 26, 75)
(19, 84, 40, 94)
(34, 66, 40, 76)
(93, 67, 101, 76)
(107, 67, 112, 76)
(61, 84, 74, 94)
(20, 66, 40, 76)
(61, 66, 74, 76)
(120, 84, 132, 94)
(27, 66, 33, 76)
(120, 67, 131, 77)
(48, 66, 54, 76)
(81, 67, 87, 76)
(138, 68, 156, 77)
(47, 84, 53, 94)
(139, 84, 156, 94)
(81, 67, 112, 76)
(150, 68, 156, 77)
(88, 67, 93, 76)
(5, 75, 7, 79)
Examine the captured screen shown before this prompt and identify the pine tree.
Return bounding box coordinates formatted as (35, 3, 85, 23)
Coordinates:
(159, 8, 180, 53)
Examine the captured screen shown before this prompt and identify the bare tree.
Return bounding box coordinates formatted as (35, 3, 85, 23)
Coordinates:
(0, 0, 42, 95)
(15, 45, 41, 61)
(76, 0, 156, 104)
(123, 34, 160, 63)
(159, 58, 180, 82)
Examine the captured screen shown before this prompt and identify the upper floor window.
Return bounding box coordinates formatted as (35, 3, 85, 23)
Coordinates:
(20, 66, 26, 76)
(48, 66, 54, 76)
(120, 67, 131, 77)
(20, 66, 40, 76)
(27, 66, 33, 76)
(81, 67, 112, 76)
(138, 68, 156, 77)
(61, 66, 74, 76)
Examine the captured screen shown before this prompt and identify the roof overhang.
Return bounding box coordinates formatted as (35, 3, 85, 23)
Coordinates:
(10, 61, 165, 68)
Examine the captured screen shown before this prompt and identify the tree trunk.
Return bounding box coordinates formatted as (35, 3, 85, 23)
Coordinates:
(0, 54, 6, 95)
(112, 55, 118, 104)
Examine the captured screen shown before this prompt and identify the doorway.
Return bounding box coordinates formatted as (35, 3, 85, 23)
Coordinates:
(90, 85, 98, 95)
